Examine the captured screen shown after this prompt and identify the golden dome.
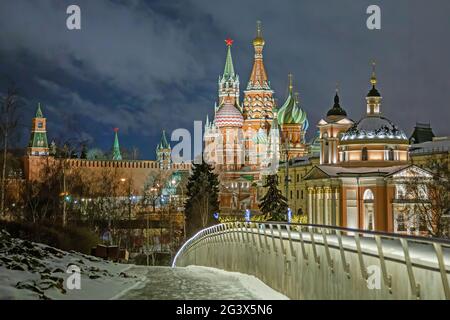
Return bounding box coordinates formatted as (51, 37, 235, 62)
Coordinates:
(253, 20, 265, 46)
(253, 37, 265, 46)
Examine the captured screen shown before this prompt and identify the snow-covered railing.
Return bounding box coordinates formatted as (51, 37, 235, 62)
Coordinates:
(172, 222, 450, 300)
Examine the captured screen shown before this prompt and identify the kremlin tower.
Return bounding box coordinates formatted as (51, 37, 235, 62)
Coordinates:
(156, 129, 172, 170)
(112, 128, 122, 161)
(28, 103, 49, 156)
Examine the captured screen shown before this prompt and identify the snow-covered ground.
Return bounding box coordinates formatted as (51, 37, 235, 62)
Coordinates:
(0, 230, 287, 300)
(117, 266, 288, 300)
(0, 230, 146, 300)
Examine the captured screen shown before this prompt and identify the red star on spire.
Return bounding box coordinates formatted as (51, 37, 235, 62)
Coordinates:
(114, 127, 119, 133)
(225, 38, 234, 46)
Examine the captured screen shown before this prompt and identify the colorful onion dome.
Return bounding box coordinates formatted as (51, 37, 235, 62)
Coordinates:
(277, 75, 308, 127)
(215, 101, 244, 128)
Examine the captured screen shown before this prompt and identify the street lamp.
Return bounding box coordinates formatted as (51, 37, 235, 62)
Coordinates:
(146, 186, 158, 266)
(245, 209, 251, 222)
(169, 178, 177, 260)
(120, 177, 132, 251)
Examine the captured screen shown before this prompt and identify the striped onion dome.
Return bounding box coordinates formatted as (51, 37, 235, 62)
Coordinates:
(215, 101, 244, 128)
(277, 78, 308, 129)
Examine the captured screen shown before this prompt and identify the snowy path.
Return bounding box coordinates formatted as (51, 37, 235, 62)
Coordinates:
(117, 266, 288, 300)
(0, 230, 286, 300)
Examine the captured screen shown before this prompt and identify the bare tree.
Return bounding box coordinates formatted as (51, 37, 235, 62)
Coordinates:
(0, 84, 21, 216)
(51, 135, 89, 226)
(141, 171, 168, 212)
(21, 156, 83, 224)
(402, 161, 450, 238)
(80, 167, 130, 245)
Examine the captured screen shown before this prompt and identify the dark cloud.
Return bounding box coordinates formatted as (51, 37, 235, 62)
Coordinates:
(0, 0, 449, 158)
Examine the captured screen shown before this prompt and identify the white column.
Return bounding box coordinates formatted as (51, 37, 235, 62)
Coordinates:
(334, 188, 340, 226)
(308, 187, 313, 224)
(316, 187, 322, 224)
(324, 187, 331, 225)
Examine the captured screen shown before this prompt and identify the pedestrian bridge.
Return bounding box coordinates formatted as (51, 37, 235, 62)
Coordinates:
(172, 222, 450, 300)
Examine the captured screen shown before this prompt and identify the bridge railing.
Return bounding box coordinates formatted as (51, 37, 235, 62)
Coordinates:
(172, 222, 450, 300)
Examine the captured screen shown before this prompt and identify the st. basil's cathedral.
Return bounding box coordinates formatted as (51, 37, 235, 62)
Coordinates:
(204, 21, 309, 214)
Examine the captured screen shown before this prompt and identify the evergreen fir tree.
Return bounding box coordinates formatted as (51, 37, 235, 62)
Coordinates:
(184, 161, 219, 237)
(80, 144, 88, 159)
(259, 174, 288, 221)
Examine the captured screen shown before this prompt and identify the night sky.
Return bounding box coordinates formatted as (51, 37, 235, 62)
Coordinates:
(1, 0, 449, 159)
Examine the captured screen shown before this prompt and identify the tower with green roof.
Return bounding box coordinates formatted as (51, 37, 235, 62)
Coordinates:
(156, 129, 171, 170)
(28, 103, 49, 156)
(112, 128, 122, 160)
(218, 38, 240, 108)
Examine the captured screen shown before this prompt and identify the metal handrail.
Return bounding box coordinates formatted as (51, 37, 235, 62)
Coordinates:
(172, 221, 450, 299)
(258, 221, 450, 246)
(174, 222, 450, 263)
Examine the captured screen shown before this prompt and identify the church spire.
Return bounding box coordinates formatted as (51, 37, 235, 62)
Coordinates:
(246, 20, 270, 90)
(112, 128, 122, 160)
(253, 20, 265, 47)
(243, 21, 274, 121)
(36, 102, 43, 118)
(288, 73, 293, 94)
(366, 61, 382, 115)
(367, 60, 381, 97)
(223, 38, 235, 79)
(218, 38, 239, 107)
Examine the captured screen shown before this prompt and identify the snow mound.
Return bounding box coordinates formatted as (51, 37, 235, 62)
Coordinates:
(0, 230, 144, 300)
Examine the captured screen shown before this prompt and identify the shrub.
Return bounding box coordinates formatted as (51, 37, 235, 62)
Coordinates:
(0, 220, 99, 254)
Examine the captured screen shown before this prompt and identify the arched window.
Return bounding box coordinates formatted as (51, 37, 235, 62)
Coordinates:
(363, 189, 374, 201)
(388, 148, 394, 161)
(362, 147, 368, 161)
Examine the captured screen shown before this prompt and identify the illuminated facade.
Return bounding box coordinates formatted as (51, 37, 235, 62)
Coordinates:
(304, 66, 432, 234)
(204, 22, 309, 214)
(24, 105, 190, 196)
